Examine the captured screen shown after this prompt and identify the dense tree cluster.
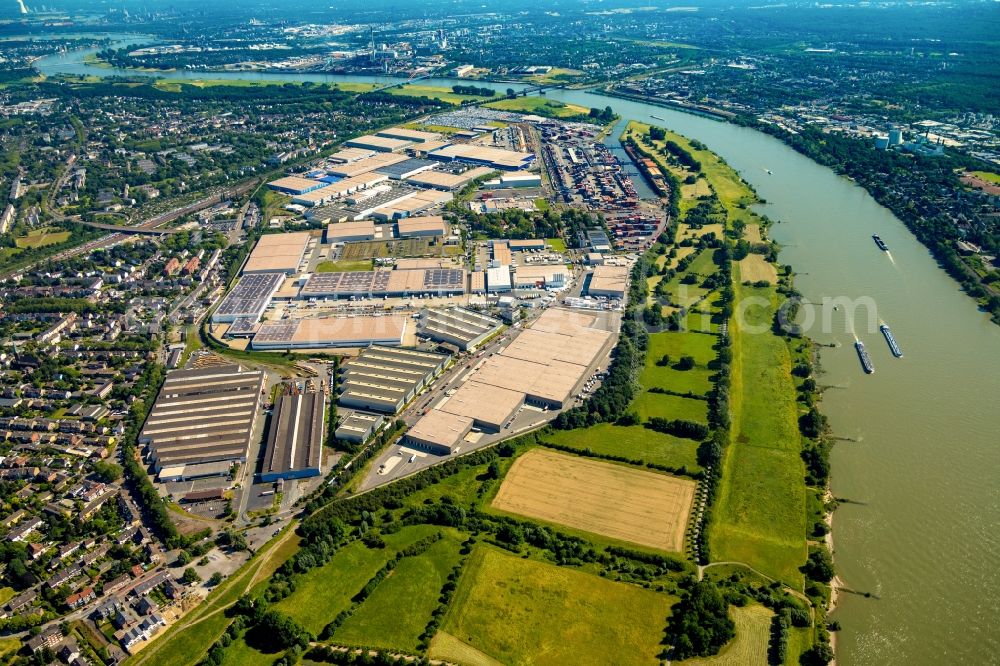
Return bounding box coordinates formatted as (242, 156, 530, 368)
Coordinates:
(665, 580, 737, 659)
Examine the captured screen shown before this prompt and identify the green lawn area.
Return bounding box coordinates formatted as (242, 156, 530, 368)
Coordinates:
(218, 631, 276, 666)
(709, 280, 806, 587)
(0, 588, 15, 605)
(642, 331, 718, 395)
(633, 390, 709, 424)
(969, 170, 1000, 184)
(14, 227, 71, 249)
(484, 96, 590, 118)
(545, 237, 566, 252)
(683, 604, 772, 666)
(274, 524, 442, 636)
(403, 462, 490, 508)
(333, 530, 464, 652)
(433, 546, 674, 666)
(540, 424, 701, 473)
(0, 636, 19, 661)
(686, 247, 722, 276)
(315, 259, 373, 272)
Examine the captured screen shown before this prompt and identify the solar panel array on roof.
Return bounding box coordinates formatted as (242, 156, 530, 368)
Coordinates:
(300, 269, 465, 298)
(212, 272, 284, 323)
(226, 317, 260, 338)
(375, 158, 438, 180)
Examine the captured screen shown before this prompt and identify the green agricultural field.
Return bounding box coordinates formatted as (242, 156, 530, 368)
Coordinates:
(315, 259, 373, 272)
(683, 604, 773, 666)
(643, 331, 717, 383)
(709, 280, 807, 587)
(14, 227, 71, 249)
(633, 390, 709, 424)
(484, 96, 590, 118)
(541, 424, 701, 472)
(274, 524, 442, 636)
(434, 546, 674, 666)
(388, 84, 491, 104)
(333, 531, 464, 652)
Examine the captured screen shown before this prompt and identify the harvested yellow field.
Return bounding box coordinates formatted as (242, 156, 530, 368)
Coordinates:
(739, 254, 778, 284)
(428, 631, 503, 666)
(663, 245, 697, 269)
(492, 449, 695, 552)
(743, 224, 763, 244)
(684, 604, 772, 666)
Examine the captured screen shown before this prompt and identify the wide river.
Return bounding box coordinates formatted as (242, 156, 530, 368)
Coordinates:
(37, 38, 1000, 665)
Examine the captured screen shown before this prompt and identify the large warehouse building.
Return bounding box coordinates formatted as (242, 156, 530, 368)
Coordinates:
(404, 166, 494, 191)
(376, 127, 442, 144)
(243, 232, 312, 275)
(212, 272, 284, 323)
(139, 364, 264, 476)
(419, 307, 502, 352)
(587, 264, 630, 299)
(260, 391, 325, 482)
(267, 176, 326, 195)
(403, 410, 473, 456)
(404, 308, 613, 455)
(325, 220, 377, 243)
(427, 144, 535, 171)
(299, 268, 466, 299)
(251, 315, 409, 350)
(345, 134, 413, 153)
(338, 346, 448, 414)
(396, 215, 448, 238)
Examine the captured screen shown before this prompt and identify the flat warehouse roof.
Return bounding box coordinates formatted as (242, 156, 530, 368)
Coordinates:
(268, 176, 325, 193)
(396, 215, 448, 236)
(346, 135, 413, 152)
(252, 315, 408, 348)
(406, 410, 473, 451)
(300, 268, 465, 297)
(404, 166, 494, 190)
(244, 232, 312, 274)
(263, 392, 324, 477)
(375, 158, 438, 178)
(326, 220, 376, 240)
(504, 327, 612, 368)
(472, 354, 580, 406)
(328, 147, 376, 163)
(588, 264, 629, 296)
(376, 127, 442, 143)
(327, 153, 410, 178)
(439, 380, 522, 430)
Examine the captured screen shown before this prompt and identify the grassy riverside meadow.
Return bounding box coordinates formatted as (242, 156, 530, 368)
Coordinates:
(135, 122, 833, 666)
